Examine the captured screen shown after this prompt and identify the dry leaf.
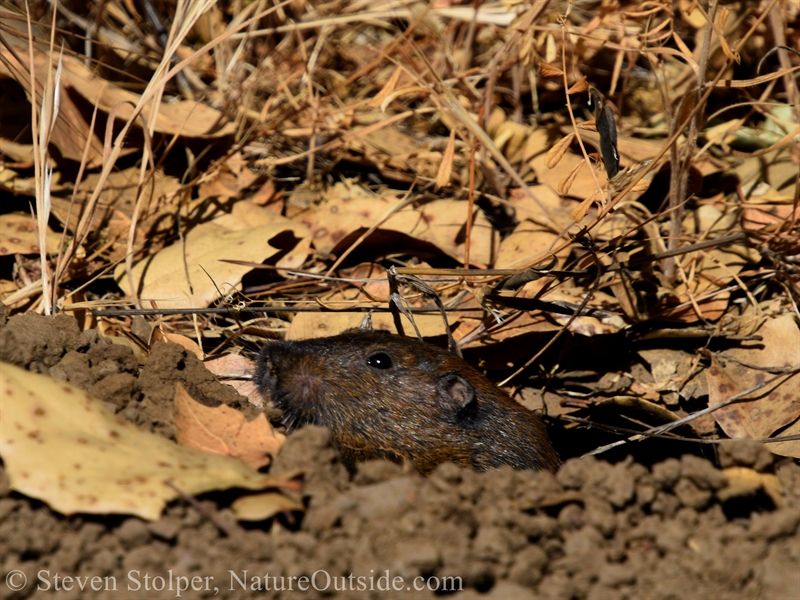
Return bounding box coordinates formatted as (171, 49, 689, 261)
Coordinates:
(559, 161, 586, 197)
(0, 212, 63, 256)
(678, 0, 706, 28)
(61, 54, 237, 139)
(0, 34, 105, 166)
(534, 145, 607, 199)
(711, 5, 740, 64)
(569, 195, 596, 223)
(545, 33, 557, 63)
(507, 186, 576, 230)
(567, 77, 589, 94)
(205, 354, 261, 406)
(302, 182, 497, 266)
(116, 218, 310, 310)
(232, 491, 304, 521)
(538, 62, 564, 77)
(197, 153, 260, 200)
(495, 219, 558, 270)
(493, 120, 531, 161)
(769, 419, 800, 461)
(661, 244, 757, 322)
(250, 179, 278, 207)
(706, 315, 800, 458)
(595, 395, 683, 427)
(0, 138, 35, 163)
(286, 309, 454, 341)
(562, 126, 665, 164)
(152, 330, 204, 359)
(545, 133, 576, 169)
(173, 382, 285, 469)
(0, 363, 278, 521)
(717, 467, 783, 505)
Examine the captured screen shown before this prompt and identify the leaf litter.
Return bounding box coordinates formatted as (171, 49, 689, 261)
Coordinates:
(0, 0, 797, 568)
(0, 362, 286, 521)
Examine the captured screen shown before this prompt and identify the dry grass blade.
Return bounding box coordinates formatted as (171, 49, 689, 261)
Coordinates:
(26, 4, 63, 315)
(435, 129, 456, 190)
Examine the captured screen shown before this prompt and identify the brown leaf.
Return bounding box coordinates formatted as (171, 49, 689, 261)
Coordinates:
(715, 8, 739, 63)
(0, 43, 105, 167)
(567, 77, 589, 94)
(659, 293, 731, 323)
(507, 186, 575, 229)
(533, 142, 609, 199)
(61, 54, 237, 138)
(769, 419, 800, 461)
(173, 383, 285, 470)
(495, 219, 558, 270)
(559, 161, 586, 197)
(197, 153, 260, 200)
(545, 133, 576, 169)
(659, 243, 757, 323)
(286, 307, 453, 341)
(569, 195, 595, 222)
(205, 355, 261, 407)
(705, 315, 800, 457)
(538, 62, 564, 77)
(493, 120, 531, 161)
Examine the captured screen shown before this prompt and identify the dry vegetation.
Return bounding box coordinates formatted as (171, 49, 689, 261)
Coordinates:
(1, 0, 799, 465)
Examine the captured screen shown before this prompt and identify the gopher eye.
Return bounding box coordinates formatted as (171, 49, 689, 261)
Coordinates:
(367, 351, 394, 370)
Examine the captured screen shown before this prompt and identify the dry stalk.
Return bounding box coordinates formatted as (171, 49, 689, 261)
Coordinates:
(26, 3, 62, 315)
(50, 0, 293, 309)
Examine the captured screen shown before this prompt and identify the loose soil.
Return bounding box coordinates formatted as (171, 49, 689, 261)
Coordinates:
(1, 311, 798, 600)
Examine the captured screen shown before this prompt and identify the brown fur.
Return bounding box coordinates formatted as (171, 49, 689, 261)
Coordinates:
(256, 330, 560, 475)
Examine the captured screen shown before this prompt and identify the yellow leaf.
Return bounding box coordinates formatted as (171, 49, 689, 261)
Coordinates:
(0, 363, 280, 520)
(115, 217, 310, 310)
(232, 492, 303, 521)
(0, 212, 64, 256)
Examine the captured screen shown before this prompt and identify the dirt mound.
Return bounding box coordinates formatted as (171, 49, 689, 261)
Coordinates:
(1, 312, 798, 599)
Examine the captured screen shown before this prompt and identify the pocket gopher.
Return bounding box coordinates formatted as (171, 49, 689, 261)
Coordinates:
(256, 330, 560, 474)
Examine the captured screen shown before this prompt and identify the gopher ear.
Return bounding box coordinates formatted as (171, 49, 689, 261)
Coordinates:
(436, 373, 476, 411)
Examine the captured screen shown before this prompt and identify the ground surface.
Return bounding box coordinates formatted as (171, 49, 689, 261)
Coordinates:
(1, 311, 799, 600)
